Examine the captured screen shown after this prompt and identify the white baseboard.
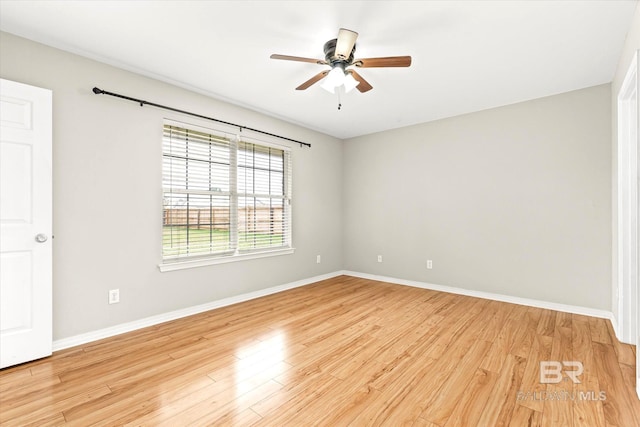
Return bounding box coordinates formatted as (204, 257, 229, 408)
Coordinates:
(343, 270, 622, 335)
(609, 313, 622, 341)
(53, 269, 628, 352)
(52, 271, 344, 352)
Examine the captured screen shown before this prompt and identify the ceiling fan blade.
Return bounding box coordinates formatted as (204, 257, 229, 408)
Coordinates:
(335, 28, 358, 60)
(270, 54, 327, 65)
(296, 71, 330, 90)
(348, 70, 373, 93)
(354, 56, 412, 68)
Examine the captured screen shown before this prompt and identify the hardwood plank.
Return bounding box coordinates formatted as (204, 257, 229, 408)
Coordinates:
(328, 308, 441, 381)
(0, 411, 66, 427)
(0, 276, 637, 427)
(556, 311, 573, 329)
(604, 320, 636, 366)
(444, 368, 498, 427)
(119, 361, 286, 426)
(0, 366, 31, 387)
(353, 328, 484, 425)
(509, 308, 539, 359)
(283, 323, 380, 380)
(251, 373, 340, 425)
(0, 374, 61, 405)
(27, 348, 93, 379)
(526, 306, 544, 322)
(474, 301, 510, 341)
(310, 384, 381, 426)
(480, 318, 524, 373)
(0, 385, 111, 425)
(105, 377, 218, 426)
(367, 298, 483, 391)
(509, 405, 543, 427)
(588, 317, 611, 345)
(618, 363, 640, 418)
(592, 342, 640, 426)
(421, 339, 493, 425)
(293, 371, 387, 425)
(475, 354, 526, 426)
(215, 407, 262, 426)
(572, 316, 606, 427)
(517, 334, 553, 413)
(536, 309, 557, 337)
(413, 418, 440, 427)
(155, 379, 282, 426)
(541, 325, 574, 427)
(345, 357, 439, 426)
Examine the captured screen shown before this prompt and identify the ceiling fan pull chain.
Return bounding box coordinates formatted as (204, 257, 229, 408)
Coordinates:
(337, 90, 342, 111)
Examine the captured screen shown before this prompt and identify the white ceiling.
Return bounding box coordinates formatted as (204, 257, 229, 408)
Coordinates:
(0, 1, 636, 139)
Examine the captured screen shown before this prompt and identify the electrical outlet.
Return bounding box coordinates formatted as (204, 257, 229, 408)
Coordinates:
(427, 260, 433, 269)
(316, 255, 321, 264)
(108, 289, 120, 304)
(377, 255, 383, 263)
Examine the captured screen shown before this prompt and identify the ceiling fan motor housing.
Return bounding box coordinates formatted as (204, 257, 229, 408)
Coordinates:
(324, 38, 355, 67)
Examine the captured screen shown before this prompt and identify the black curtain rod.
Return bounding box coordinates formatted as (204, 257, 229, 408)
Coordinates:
(92, 87, 311, 148)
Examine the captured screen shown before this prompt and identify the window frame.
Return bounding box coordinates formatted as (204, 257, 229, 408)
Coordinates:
(159, 120, 294, 272)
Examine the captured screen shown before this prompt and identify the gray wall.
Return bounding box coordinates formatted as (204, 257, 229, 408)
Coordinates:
(611, 3, 640, 322)
(0, 32, 344, 340)
(343, 85, 612, 310)
(0, 25, 621, 341)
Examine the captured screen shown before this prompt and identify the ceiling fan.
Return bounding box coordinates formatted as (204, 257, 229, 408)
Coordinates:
(270, 28, 411, 94)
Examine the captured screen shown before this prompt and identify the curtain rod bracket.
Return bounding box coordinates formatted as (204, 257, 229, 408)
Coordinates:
(92, 86, 311, 148)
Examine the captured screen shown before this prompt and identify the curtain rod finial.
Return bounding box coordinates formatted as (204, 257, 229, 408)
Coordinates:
(92, 87, 103, 94)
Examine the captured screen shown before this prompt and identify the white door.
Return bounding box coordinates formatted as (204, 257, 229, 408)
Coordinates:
(0, 78, 52, 369)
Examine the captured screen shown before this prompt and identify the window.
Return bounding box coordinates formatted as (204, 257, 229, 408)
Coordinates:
(161, 121, 292, 269)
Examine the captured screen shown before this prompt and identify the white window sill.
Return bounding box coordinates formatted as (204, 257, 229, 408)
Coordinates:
(158, 247, 295, 272)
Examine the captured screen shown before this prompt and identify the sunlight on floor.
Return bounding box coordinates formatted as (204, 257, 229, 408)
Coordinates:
(234, 331, 288, 397)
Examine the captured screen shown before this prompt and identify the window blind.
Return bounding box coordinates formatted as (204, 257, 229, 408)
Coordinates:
(162, 123, 291, 260)
(238, 141, 291, 251)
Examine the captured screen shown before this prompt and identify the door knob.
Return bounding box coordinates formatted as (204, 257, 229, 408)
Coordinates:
(35, 233, 48, 243)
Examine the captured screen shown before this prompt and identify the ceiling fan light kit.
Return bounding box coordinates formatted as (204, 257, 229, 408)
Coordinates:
(270, 28, 412, 98)
(342, 73, 359, 93)
(320, 65, 359, 94)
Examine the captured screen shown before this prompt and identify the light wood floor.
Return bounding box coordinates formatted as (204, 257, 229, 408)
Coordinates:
(1, 276, 638, 426)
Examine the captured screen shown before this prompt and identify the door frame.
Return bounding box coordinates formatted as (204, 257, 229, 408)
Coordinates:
(615, 50, 639, 399)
